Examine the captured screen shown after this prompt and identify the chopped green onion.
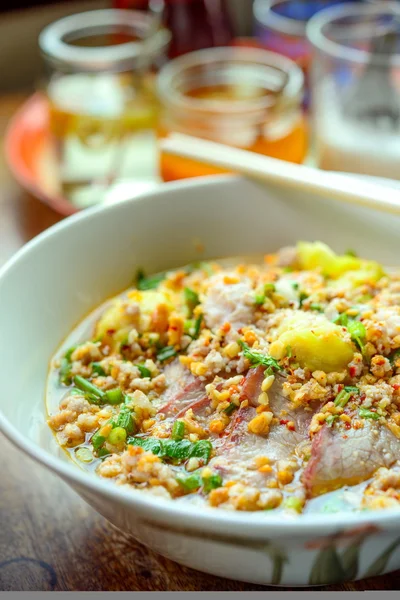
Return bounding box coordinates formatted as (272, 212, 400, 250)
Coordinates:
(359, 407, 380, 420)
(266, 367, 278, 377)
(335, 313, 349, 327)
(65, 346, 77, 361)
(75, 447, 94, 463)
(286, 346, 292, 359)
(224, 402, 236, 416)
(334, 389, 351, 408)
(97, 447, 110, 459)
(347, 320, 366, 351)
(356, 294, 372, 303)
(299, 292, 308, 307)
(108, 427, 127, 445)
(91, 430, 107, 451)
(86, 393, 104, 406)
(202, 473, 222, 493)
(172, 420, 185, 441)
(74, 375, 104, 399)
(184, 319, 194, 334)
(389, 348, 400, 366)
(59, 357, 73, 386)
(157, 346, 177, 362)
(103, 387, 124, 405)
(291, 281, 299, 289)
(176, 472, 202, 491)
(70, 386, 103, 406)
(145, 332, 160, 347)
(136, 269, 165, 290)
(264, 283, 276, 295)
(92, 362, 106, 376)
(184, 287, 200, 313)
(69, 388, 83, 396)
(116, 409, 136, 435)
(193, 314, 203, 339)
(325, 414, 338, 427)
(58, 345, 79, 384)
(178, 470, 222, 493)
(344, 386, 360, 394)
(137, 364, 152, 378)
(310, 303, 323, 312)
(185, 314, 203, 339)
(345, 249, 357, 257)
(254, 294, 266, 306)
(334, 314, 366, 351)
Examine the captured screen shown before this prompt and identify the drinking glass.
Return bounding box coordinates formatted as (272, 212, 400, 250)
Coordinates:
(157, 46, 307, 181)
(307, 1, 400, 179)
(253, 0, 360, 107)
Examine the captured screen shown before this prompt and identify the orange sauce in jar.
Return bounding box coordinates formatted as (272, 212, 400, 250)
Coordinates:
(159, 114, 308, 182)
(157, 51, 308, 182)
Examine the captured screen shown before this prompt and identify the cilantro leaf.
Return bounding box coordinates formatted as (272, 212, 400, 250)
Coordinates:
(136, 269, 165, 290)
(239, 341, 282, 375)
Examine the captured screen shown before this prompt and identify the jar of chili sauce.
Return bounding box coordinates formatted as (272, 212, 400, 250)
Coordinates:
(156, 46, 307, 181)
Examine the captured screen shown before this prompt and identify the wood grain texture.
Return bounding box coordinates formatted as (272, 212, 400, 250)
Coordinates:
(0, 94, 399, 592)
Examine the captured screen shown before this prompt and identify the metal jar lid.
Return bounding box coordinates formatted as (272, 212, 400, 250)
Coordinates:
(39, 9, 171, 73)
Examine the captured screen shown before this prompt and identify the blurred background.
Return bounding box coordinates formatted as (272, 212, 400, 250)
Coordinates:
(0, 1, 253, 92)
(2, 0, 400, 215)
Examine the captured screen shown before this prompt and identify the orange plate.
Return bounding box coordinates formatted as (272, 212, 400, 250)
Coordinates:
(5, 93, 78, 216)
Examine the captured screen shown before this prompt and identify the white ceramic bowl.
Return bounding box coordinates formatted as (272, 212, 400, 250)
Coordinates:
(1, 175, 400, 587)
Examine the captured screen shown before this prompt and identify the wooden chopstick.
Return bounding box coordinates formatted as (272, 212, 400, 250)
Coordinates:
(160, 133, 400, 216)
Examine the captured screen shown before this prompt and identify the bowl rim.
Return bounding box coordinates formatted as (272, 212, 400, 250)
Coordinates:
(1, 174, 400, 536)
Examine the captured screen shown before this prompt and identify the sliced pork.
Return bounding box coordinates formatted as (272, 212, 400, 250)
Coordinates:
(303, 421, 400, 497)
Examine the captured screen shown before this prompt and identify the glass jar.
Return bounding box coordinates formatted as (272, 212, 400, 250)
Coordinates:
(253, 0, 358, 108)
(307, 2, 400, 179)
(39, 9, 171, 208)
(156, 46, 307, 182)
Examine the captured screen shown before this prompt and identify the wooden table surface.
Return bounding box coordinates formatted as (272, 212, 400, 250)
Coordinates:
(0, 94, 399, 592)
